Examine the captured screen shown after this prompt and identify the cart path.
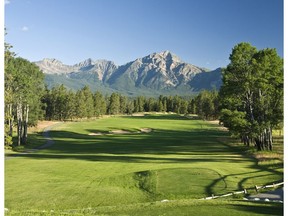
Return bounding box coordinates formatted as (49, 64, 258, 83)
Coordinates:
(5, 122, 64, 160)
(246, 188, 283, 202)
(39, 122, 64, 149)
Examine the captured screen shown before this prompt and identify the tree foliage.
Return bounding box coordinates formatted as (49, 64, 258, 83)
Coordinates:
(5, 49, 45, 146)
(219, 42, 283, 151)
(41, 86, 220, 121)
(195, 90, 219, 120)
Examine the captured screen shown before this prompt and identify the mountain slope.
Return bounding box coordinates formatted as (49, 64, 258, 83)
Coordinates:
(188, 68, 222, 91)
(106, 51, 206, 90)
(35, 51, 222, 96)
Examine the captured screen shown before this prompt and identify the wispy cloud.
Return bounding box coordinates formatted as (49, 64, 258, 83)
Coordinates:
(21, 26, 29, 32)
(5, 0, 11, 5)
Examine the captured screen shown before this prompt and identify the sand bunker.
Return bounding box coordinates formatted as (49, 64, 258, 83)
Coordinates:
(110, 130, 132, 134)
(88, 128, 153, 136)
(88, 132, 104, 136)
(140, 128, 152, 133)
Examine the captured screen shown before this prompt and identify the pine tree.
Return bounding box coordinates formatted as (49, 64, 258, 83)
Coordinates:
(82, 86, 94, 118)
(94, 91, 106, 117)
(108, 93, 120, 115)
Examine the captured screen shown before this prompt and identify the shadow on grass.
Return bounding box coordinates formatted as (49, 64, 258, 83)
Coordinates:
(229, 201, 283, 216)
(9, 117, 283, 196)
(25, 129, 236, 156)
(14, 152, 254, 164)
(204, 141, 283, 195)
(122, 114, 191, 120)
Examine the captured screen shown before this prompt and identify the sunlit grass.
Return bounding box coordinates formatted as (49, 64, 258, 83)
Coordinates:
(5, 114, 283, 215)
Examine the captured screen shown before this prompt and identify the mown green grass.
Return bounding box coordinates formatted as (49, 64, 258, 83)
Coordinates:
(5, 114, 283, 215)
(6, 200, 283, 216)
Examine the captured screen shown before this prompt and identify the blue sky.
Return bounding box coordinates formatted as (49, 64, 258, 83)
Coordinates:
(4, 0, 283, 70)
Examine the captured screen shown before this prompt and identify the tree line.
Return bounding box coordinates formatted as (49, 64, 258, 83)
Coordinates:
(42, 84, 219, 121)
(5, 40, 283, 151)
(4, 38, 219, 147)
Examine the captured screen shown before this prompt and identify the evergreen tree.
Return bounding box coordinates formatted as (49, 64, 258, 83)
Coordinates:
(120, 95, 128, 114)
(108, 93, 120, 115)
(188, 98, 196, 114)
(94, 91, 106, 117)
(75, 89, 87, 119)
(166, 96, 174, 112)
(172, 95, 181, 114)
(179, 100, 188, 114)
(64, 90, 76, 120)
(134, 96, 145, 113)
(145, 97, 156, 112)
(195, 90, 219, 120)
(82, 86, 94, 118)
(126, 100, 135, 115)
(54, 85, 68, 120)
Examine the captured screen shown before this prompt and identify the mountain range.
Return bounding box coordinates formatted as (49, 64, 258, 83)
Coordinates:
(35, 51, 222, 96)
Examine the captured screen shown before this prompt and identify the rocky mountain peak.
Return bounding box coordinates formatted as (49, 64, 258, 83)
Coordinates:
(36, 51, 222, 95)
(142, 51, 182, 65)
(74, 58, 93, 68)
(158, 50, 176, 59)
(42, 58, 64, 66)
(35, 58, 74, 74)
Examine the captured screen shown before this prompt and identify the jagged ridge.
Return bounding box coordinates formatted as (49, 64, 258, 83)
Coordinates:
(35, 51, 222, 95)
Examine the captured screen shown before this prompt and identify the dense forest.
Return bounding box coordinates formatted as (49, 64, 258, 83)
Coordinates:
(42, 85, 218, 121)
(4, 41, 283, 151)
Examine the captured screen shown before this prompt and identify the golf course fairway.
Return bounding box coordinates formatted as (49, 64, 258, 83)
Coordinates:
(5, 114, 283, 215)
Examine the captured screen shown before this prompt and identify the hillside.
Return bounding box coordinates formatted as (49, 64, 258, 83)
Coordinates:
(35, 51, 222, 96)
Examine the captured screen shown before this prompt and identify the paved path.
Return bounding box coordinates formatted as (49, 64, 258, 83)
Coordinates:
(247, 188, 283, 202)
(37, 122, 63, 149)
(5, 122, 64, 159)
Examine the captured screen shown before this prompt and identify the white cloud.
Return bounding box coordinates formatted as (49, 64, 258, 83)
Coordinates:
(5, 0, 11, 5)
(21, 26, 29, 31)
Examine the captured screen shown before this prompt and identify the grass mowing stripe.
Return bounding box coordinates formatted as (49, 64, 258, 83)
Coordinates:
(5, 114, 283, 215)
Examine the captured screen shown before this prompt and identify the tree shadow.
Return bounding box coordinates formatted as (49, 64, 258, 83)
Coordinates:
(203, 139, 283, 196)
(122, 114, 191, 120)
(30, 128, 235, 157)
(15, 153, 252, 164)
(229, 201, 283, 215)
(9, 118, 283, 197)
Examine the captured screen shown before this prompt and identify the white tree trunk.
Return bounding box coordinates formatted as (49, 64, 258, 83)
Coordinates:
(16, 103, 23, 146)
(22, 104, 29, 145)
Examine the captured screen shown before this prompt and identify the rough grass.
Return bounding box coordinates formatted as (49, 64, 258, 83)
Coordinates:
(6, 200, 283, 216)
(5, 114, 283, 215)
